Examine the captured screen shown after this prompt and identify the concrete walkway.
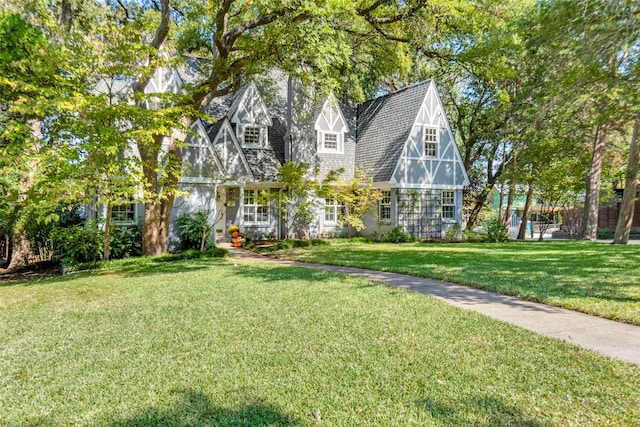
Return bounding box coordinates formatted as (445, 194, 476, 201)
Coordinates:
(226, 246, 640, 367)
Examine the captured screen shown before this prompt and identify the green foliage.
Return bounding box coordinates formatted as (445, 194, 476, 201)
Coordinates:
(597, 228, 640, 240)
(375, 226, 416, 243)
(484, 218, 510, 243)
(330, 166, 383, 237)
(175, 211, 213, 251)
(444, 222, 462, 241)
(109, 226, 142, 259)
(155, 248, 228, 262)
(52, 223, 103, 266)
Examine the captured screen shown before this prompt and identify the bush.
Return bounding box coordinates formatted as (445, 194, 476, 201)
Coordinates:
(52, 223, 103, 266)
(377, 226, 416, 243)
(175, 211, 213, 250)
(109, 226, 142, 259)
(485, 218, 510, 243)
(597, 228, 640, 240)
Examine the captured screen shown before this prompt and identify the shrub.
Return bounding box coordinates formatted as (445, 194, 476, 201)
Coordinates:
(175, 211, 213, 250)
(444, 222, 462, 241)
(52, 223, 103, 266)
(379, 226, 416, 243)
(109, 226, 142, 259)
(485, 218, 510, 243)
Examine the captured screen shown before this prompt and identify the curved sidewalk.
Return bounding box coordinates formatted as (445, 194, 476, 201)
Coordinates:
(228, 247, 640, 367)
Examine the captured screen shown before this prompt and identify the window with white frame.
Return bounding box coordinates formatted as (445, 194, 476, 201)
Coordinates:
(441, 190, 455, 220)
(319, 132, 343, 154)
(424, 127, 438, 157)
(243, 125, 263, 146)
(243, 190, 269, 224)
(324, 197, 344, 223)
(379, 190, 391, 220)
(111, 201, 136, 223)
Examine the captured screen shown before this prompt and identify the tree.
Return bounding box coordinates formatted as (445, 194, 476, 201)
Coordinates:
(331, 167, 383, 237)
(0, 11, 73, 269)
(265, 162, 321, 239)
(614, 118, 640, 244)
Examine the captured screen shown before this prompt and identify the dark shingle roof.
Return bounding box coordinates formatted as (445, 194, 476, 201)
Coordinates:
(356, 80, 432, 182)
(203, 83, 285, 182)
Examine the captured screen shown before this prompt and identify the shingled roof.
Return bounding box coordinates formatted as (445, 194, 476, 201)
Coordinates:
(355, 80, 432, 182)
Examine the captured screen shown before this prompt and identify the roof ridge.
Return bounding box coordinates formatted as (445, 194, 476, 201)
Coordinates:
(360, 79, 432, 106)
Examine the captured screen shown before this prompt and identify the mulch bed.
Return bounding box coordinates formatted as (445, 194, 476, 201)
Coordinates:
(0, 261, 62, 285)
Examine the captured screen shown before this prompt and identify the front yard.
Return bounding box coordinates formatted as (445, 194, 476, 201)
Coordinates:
(273, 240, 640, 325)
(1, 256, 639, 426)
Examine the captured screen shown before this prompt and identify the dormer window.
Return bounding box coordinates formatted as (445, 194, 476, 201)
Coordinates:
(244, 126, 261, 146)
(315, 94, 348, 155)
(242, 124, 267, 147)
(319, 131, 343, 153)
(424, 127, 438, 157)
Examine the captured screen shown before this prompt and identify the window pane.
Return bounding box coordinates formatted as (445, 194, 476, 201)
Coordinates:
(324, 133, 338, 150)
(425, 127, 438, 157)
(245, 126, 261, 145)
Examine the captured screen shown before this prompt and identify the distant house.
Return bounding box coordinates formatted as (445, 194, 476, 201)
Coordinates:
(93, 66, 469, 245)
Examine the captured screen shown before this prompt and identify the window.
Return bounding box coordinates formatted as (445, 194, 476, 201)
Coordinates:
(441, 190, 455, 219)
(243, 190, 269, 224)
(324, 197, 344, 223)
(244, 126, 262, 146)
(319, 132, 343, 153)
(111, 202, 135, 223)
(379, 191, 391, 220)
(424, 127, 438, 157)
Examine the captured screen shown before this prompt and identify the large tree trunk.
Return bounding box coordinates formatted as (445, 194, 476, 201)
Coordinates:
(502, 175, 516, 227)
(517, 183, 535, 240)
(582, 124, 609, 240)
(7, 234, 30, 271)
(141, 134, 182, 256)
(613, 117, 640, 244)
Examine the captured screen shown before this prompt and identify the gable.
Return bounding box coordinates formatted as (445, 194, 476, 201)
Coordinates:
(230, 82, 273, 126)
(208, 118, 254, 180)
(391, 81, 470, 188)
(355, 81, 430, 182)
(145, 66, 182, 95)
(314, 94, 348, 133)
(182, 120, 224, 181)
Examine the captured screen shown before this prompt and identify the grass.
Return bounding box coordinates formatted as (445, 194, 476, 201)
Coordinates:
(1, 257, 640, 426)
(271, 240, 640, 325)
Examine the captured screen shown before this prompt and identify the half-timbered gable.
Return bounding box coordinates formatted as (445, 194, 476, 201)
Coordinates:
(229, 82, 273, 148)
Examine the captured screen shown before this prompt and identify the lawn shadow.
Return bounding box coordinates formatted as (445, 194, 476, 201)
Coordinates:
(109, 389, 300, 427)
(22, 389, 300, 426)
(417, 393, 553, 427)
(1, 258, 222, 288)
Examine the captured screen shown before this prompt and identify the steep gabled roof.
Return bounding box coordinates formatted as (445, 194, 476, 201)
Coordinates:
(355, 80, 432, 182)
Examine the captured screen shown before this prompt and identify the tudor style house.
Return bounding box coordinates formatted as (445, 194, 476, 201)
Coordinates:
(100, 66, 469, 245)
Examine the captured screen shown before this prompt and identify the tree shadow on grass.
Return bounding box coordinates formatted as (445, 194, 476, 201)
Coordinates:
(1, 258, 223, 288)
(23, 389, 301, 427)
(109, 389, 300, 427)
(417, 393, 553, 427)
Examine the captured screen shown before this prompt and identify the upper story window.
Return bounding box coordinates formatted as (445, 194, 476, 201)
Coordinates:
(379, 191, 391, 220)
(318, 131, 343, 154)
(424, 127, 438, 157)
(441, 190, 455, 219)
(243, 125, 267, 147)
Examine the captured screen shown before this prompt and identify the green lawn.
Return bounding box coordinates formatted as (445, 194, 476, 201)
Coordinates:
(273, 240, 640, 325)
(1, 257, 639, 426)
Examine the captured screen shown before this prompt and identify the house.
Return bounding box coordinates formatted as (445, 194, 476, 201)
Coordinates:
(98, 66, 469, 245)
